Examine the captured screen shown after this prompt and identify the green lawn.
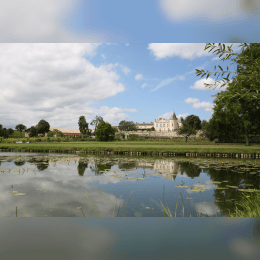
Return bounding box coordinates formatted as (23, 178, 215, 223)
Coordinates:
(10, 130, 25, 138)
(1, 141, 260, 154)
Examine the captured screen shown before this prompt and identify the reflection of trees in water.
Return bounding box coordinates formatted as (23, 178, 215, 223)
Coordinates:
(207, 167, 260, 216)
(14, 161, 25, 166)
(90, 163, 113, 176)
(78, 163, 88, 176)
(179, 162, 201, 178)
(118, 163, 136, 170)
(37, 162, 49, 171)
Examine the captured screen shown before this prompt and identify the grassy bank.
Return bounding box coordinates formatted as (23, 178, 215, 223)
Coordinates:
(1, 141, 260, 154)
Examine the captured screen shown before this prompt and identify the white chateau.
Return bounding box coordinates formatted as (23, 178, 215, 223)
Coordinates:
(136, 110, 183, 132)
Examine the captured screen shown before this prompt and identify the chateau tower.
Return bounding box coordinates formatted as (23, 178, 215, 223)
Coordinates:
(169, 109, 178, 130)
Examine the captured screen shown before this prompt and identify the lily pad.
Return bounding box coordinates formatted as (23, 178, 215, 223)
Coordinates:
(137, 178, 145, 180)
(211, 181, 222, 184)
(8, 191, 18, 193)
(226, 186, 238, 188)
(238, 189, 260, 192)
(175, 185, 190, 188)
(14, 193, 26, 196)
(36, 188, 44, 190)
(190, 189, 205, 192)
(125, 177, 135, 179)
(215, 187, 228, 190)
(193, 185, 206, 188)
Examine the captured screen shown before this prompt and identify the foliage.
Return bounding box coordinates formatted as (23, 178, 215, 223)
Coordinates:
(210, 76, 260, 145)
(28, 126, 38, 137)
(78, 116, 90, 136)
(175, 115, 201, 142)
(196, 43, 260, 106)
(15, 124, 27, 137)
(95, 121, 116, 141)
(47, 131, 54, 137)
(90, 116, 104, 132)
(128, 134, 139, 141)
(118, 120, 137, 131)
(52, 129, 64, 137)
(36, 119, 50, 135)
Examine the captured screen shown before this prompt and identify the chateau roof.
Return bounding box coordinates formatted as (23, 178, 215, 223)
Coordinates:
(169, 110, 177, 120)
(50, 128, 94, 133)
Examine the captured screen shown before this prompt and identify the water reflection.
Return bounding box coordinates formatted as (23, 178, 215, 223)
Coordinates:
(0, 153, 260, 217)
(78, 163, 88, 176)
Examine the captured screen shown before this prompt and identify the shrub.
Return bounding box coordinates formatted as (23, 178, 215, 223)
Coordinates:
(128, 134, 139, 141)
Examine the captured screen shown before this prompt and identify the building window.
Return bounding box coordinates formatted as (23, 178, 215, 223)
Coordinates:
(172, 124, 173, 126)
(145, 126, 147, 129)
(156, 124, 158, 127)
(167, 124, 168, 127)
(163, 124, 165, 127)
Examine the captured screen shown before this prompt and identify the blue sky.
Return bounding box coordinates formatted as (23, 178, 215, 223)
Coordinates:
(0, 43, 240, 129)
(0, 0, 259, 43)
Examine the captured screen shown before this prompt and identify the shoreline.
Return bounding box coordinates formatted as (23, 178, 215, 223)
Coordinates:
(0, 148, 259, 159)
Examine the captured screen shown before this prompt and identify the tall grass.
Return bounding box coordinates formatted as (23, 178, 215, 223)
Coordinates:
(83, 188, 260, 217)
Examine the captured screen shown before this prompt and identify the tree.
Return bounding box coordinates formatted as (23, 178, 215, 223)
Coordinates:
(27, 126, 38, 137)
(15, 124, 27, 137)
(175, 115, 201, 142)
(90, 116, 104, 133)
(95, 121, 116, 142)
(195, 43, 260, 106)
(52, 129, 64, 137)
(118, 120, 137, 131)
(7, 128, 14, 136)
(211, 79, 260, 146)
(78, 116, 90, 136)
(36, 119, 50, 136)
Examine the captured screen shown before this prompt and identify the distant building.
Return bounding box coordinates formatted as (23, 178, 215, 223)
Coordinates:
(154, 110, 183, 132)
(112, 109, 183, 134)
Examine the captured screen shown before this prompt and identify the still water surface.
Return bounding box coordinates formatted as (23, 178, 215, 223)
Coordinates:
(0, 152, 260, 217)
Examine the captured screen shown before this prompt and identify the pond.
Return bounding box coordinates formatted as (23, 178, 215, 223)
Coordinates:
(0, 152, 260, 217)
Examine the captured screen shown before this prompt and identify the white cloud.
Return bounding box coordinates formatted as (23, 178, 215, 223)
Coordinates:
(135, 74, 144, 80)
(158, 112, 189, 120)
(148, 43, 211, 60)
(101, 54, 106, 59)
(141, 83, 148, 88)
(101, 107, 138, 126)
(121, 66, 131, 75)
(98, 63, 130, 75)
(0, 0, 122, 43)
(0, 43, 131, 129)
(178, 75, 185, 80)
(190, 78, 228, 91)
(177, 113, 189, 119)
(158, 0, 260, 23)
(152, 77, 178, 91)
(125, 43, 130, 47)
(185, 98, 213, 112)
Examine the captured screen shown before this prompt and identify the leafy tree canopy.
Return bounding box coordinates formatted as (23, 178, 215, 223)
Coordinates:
(78, 116, 89, 136)
(95, 121, 115, 142)
(36, 120, 50, 135)
(15, 124, 27, 137)
(90, 116, 104, 131)
(196, 43, 260, 106)
(175, 115, 201, 142)
(28, 126, 38, 138)
(118, 120, 137, 131)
